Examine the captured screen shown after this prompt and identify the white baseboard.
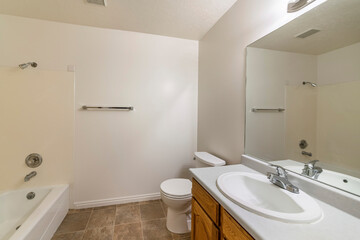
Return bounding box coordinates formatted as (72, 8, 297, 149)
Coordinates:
(73, 192, 161, 209)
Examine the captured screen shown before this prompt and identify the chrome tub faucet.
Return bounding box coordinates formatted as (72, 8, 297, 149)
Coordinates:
(267, 165, 299, 194)
(24, 171, 37, 182)
(302, 160, 322, 179)
(301, 151, 312, 157)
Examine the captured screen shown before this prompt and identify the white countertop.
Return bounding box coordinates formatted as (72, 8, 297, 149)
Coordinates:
(190, 164, 360, 240)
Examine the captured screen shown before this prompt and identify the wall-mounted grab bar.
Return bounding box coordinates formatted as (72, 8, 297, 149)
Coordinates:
(82, 106, 134, 111)
(252, 108, 285, 112)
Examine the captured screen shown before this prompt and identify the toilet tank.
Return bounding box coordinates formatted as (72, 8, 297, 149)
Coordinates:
(194, 152, 226, 168)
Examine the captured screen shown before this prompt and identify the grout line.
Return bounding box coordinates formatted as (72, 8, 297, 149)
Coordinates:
(159, 199, 167, 216)
(79, 209, 93, 240)
(114, 220, 141, 226)
(139, 203, 145, 240)
(53, 230, 85, 235)
(83, 208, 93, 231)
(112, 205, 116, 240)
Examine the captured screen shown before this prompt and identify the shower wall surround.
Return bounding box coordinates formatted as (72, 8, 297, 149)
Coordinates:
(0, 14, 198, 207)
(0, 67, 74, 191)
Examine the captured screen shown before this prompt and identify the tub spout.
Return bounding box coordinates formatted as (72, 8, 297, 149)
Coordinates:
(24, 171, 37, 182)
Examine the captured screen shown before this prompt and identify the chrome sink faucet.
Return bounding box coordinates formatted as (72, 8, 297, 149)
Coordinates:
(24, 171, 37, 182)
(302, 160, 322, 179)
(267, 165, 299, 194)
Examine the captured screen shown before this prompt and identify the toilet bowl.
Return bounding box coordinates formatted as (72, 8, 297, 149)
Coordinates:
(160, 178, 192, 234)
(160, 152, 226, 234)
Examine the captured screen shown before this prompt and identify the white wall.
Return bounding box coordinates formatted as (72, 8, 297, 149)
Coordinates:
(245, 47, 317, 161)
(0, 15, 198, 206)
(197, 0, 324, 164)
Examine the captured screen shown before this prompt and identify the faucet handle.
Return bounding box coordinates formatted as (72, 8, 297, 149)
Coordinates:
(269, 164, 287, 178)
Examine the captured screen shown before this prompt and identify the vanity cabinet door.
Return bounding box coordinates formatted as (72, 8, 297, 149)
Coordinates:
(221, 207, 254, 240)
(192, 178, 220, 225)
(192, 199, 219, 240)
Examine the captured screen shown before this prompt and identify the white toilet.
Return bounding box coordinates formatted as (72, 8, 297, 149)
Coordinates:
(160, 152, 226, 234)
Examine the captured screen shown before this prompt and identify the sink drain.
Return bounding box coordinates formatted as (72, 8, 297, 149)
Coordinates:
(16, 225, 21, 230)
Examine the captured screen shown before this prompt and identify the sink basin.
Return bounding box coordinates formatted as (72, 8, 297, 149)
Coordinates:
(217, 172, 322, 223)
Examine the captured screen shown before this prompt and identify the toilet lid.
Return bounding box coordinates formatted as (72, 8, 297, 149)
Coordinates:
(160, 178, 192, 197)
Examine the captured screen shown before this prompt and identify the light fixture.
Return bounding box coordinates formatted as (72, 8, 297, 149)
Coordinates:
(288, 0, 316, 13)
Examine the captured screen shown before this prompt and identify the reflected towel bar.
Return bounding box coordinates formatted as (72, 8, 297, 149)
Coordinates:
(82, 106, 134, 111)
(252, 108, 285, 112)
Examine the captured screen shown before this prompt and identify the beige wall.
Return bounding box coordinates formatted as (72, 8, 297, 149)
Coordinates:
(317, 42, 360, 85)
(316, 82, 360, 173)
(0, 67, 74, 191)
(0, 15, 198, 206)
(285, 86, 317, 162)
(197, 0, 322, 164)
(316, 42, 360, 174)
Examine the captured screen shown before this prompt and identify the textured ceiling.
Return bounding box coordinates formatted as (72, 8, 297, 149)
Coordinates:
(250, 0, 360, 55)
(0, 0, 237, 40)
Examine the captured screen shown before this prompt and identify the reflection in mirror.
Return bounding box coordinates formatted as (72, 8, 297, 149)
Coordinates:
(245, 0, 360, 196)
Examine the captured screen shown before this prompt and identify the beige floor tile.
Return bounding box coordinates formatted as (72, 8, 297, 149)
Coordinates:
(115, 204, 141, 225)
(140, 202, 165, 221)
(139, 200, 160, 205)
(116, 202, 140, 208)
(171, 232, 191, 240)
(51, 231, 84, 240)
(68, 208, 93, 214)
(56, 212, 91, 234)
(93, 205, 116, 211)
(87, 208, 116, 229)
(142, 219, 172, 240)
(113, 222, 143, 240)
(83, 226, 113, 240)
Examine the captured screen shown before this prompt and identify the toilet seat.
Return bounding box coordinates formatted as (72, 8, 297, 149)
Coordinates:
(160, 178, 192, 199)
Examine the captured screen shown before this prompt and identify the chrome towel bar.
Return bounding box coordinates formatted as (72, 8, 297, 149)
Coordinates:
(252, 108, 285, 112)
(82, 106, 134, 111)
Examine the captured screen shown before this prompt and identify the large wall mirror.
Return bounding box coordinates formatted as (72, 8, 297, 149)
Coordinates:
(245, 0, 360, 196)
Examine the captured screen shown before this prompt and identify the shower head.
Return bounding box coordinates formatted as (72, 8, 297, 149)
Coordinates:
(19, 62, 37, 69)
(303, 81, 317, 87)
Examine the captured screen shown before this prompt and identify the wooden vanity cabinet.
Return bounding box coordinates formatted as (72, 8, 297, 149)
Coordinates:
(192, 179, 254, 240)
(192, 199, 219, 240)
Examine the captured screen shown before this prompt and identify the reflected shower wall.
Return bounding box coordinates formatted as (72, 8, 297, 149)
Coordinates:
(285, 86, 317, 162)
(316, 81, 360, 175)
(246, 42, 360, 178)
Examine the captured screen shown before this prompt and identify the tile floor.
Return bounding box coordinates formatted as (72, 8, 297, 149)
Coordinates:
(52, 200, 190, 240)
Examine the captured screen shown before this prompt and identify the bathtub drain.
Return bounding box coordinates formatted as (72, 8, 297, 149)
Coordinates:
(26, 192, 35, 200)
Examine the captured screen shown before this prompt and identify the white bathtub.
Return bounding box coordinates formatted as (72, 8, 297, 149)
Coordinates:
(270, 160, 360, 196)
(0, 185, 69, 240)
